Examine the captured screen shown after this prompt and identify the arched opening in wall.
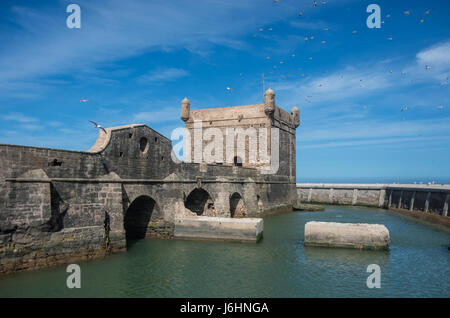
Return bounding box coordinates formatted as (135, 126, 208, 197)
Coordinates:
(230, 192, 246, 218)
(139, 137, 149, 153)
(124, 195, 157, 244)
(233, 156, 242, 166)
(257, 195, 264, 213)
(184, 188, 215, 216)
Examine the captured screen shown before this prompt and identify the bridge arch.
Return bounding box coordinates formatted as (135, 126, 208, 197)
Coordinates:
(230, 192, 246, 218)
(184, 188, 215, 216)
(124, 195, 159, 242)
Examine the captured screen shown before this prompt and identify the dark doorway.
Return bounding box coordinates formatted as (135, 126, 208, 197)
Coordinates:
(230, 192, 246, 218)
(233, 156, 243, 166)
(185, 188, 214, 216)
(124, 195, 156, 242)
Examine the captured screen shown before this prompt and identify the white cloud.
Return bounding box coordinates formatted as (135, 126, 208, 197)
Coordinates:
(289, 20, 331, 31)
(298, 117, 450, 143)
(132, 107, 180, 124)
(19, 124, 43, 131)
(298, 135, 450, 149)
(0, 0, 299, 91)
(1, 112, 39, 123)
(416, 41, 450, 69)
(271, 40, 450, 111)
(139, 68, 189, 83)
(273, 65, 393, 106)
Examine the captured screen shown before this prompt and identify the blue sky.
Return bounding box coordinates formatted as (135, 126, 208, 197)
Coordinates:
(0, 0, 449, 183)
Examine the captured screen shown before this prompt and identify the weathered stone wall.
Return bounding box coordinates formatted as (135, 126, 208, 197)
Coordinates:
(184, 103, 297, 178)
(297, 183, 450, 226)
(0, 121, 297, 274)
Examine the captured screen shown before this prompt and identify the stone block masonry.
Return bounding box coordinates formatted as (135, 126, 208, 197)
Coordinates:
(304, 221, 390, 250)
(297, 183, 450, 228)
(174, 216, 263, 242)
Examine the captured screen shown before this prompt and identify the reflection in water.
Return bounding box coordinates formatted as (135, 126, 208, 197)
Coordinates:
(0, 205, 448, 297)
(304, 245, 390, 269)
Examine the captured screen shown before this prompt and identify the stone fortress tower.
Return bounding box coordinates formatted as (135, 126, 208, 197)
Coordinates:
(181, 88, 300, 178)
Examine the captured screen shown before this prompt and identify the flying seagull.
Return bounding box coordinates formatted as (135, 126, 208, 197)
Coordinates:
(89, 120, 107, 134)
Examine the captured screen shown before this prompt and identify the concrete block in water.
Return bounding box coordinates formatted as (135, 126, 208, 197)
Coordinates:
(174, 216, 263, 243)
(304, 221, 390, 250)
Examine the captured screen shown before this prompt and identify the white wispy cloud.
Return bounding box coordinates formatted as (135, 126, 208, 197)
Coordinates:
(298, 117, 450, 143)
(267, 41, 450, 151)
(18, 124, 43, 131)
(277, 66, 392, 104)
(1, 112, 39, 123)
(289, 20, 332, 31)
(0, 0, 299, 94)
(298, 135, 450, 150)
(272, 40, 450, 111)
(132, 107, 180, 124)
(416, 41, 450, 69)
(138, 68, 189, 83)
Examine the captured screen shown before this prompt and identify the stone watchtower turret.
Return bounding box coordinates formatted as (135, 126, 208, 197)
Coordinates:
(291, 106, 300, 128)
(263, 88, 275, 117)
(181, 97, 190, 122)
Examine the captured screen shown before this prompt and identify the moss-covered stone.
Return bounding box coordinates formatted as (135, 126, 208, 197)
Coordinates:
(293, 203, 325, 212)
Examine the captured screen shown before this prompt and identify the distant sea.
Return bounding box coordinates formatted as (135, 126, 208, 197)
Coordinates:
(297, 177, 450, 185)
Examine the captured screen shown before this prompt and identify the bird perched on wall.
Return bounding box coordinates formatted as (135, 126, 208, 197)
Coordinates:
(89, 120, 107, 134)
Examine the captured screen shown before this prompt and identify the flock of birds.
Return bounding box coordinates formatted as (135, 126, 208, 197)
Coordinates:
(224, 1, 447, 116)
(85, 1, 447, 134)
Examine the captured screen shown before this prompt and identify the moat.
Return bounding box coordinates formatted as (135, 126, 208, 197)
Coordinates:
(0, 206, 448, 298)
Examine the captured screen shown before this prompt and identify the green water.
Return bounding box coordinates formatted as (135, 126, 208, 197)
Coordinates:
(0, 206, 449, 297)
